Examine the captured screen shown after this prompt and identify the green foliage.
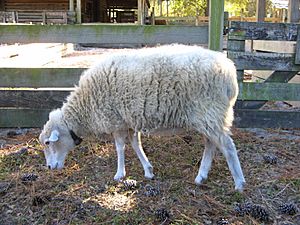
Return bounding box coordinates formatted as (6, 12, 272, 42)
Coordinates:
(225, 0, 274, 17)
(163, 0, 274, 17)
(171, 0, 208, 17)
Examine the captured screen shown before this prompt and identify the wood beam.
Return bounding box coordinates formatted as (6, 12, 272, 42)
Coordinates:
(229, 21, 298, 41)
(234, 110, 300, 128)
(0, 68, 84, 88)
(69, 0, 74, 11)
(0, 24, 209, 45)
(138, 0, 144, 25)
(228, 51, 300, 71)
(256, 0, 265, 22)
(1, 108, 299, 128)
(76, 0, 81, 23)
(288, 0, 300, 22)
(209, 0, 224, 51)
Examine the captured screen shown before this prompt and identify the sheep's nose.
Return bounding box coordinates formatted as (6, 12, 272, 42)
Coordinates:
(48, 165, 51, 169)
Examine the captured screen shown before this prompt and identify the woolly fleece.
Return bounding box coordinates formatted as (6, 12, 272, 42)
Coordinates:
(60, 44, 238, 139)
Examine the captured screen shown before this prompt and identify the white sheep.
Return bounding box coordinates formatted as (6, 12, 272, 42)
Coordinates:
(39, 44, 246, 191)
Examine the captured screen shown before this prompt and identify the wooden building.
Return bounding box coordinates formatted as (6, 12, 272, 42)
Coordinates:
(0, 0, 150, 24)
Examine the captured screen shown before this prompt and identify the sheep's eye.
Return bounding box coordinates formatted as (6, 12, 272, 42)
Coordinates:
(44, 140, 50, 145)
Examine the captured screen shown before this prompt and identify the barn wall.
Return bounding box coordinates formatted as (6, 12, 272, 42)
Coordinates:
(4, 0, 69, 11)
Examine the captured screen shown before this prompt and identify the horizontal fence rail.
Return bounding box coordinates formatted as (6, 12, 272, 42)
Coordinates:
(228, 52, 300, 71)
(1, 67, 300, 128)
(238, 83, 300, 101)
(234, 110, 300, 128)
(229, 21, 298, 41)
(0, 68, 85, 87)
(0, 24, 208, 44)
(227, 21, 300, 129)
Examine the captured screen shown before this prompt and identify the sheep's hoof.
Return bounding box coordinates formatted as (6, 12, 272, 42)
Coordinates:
(194, 175, 207, 185)
(114, 172, 126, 182)
(144, 166, 154, 179)
(234, 181, 246, 192)
(145, 173, 154, 179)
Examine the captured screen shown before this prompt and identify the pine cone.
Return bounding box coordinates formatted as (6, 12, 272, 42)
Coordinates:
(122, 179, 138, 190)
(249, 204, 269, 222)
(263, 154, 278, 164)
(234, 202, 252, 216)
(144, 184, 160, 197)
(216, 218, 229, 225)
(234, 203, 269, 222)
(155, 208, 170, 222)
(279, 203, 298, 215)
(21, 173, 38, 182)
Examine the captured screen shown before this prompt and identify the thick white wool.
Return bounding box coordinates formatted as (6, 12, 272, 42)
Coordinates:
(61, 44, 238, 139)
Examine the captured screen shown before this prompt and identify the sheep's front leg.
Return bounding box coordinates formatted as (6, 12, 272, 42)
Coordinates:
(113, 131, 127, 181)
(130, 131, 154, 179)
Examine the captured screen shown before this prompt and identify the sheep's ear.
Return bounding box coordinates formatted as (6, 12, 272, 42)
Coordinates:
(49, 130, 60, 142)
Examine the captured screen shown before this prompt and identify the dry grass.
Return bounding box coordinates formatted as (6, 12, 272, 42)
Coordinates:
(0, 128, 299, 224)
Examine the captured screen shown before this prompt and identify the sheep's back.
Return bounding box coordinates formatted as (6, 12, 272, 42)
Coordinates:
(69, 45, 238, 135)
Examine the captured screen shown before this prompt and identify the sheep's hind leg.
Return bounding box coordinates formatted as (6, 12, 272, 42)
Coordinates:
(195, 136, 216, 185)
(130, 131, 154, 179)
(113, 131, 127, 181)
(213, 133, 246, 191)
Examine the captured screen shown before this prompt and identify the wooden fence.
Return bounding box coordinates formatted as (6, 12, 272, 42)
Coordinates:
(0, 23, 299, 128)
(0, 10, 73, 24)
(228, 21, 300, 128)
(0, 24, 208, 127)
(154, 16, 282, 26)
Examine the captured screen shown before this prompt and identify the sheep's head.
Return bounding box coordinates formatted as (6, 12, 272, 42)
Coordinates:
(39, 109, 76, 169)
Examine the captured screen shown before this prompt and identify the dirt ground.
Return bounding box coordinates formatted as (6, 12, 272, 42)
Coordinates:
(0, 127, 299, 225)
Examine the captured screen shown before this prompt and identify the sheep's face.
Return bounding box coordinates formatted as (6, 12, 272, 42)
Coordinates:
(39, 110, 75, 170)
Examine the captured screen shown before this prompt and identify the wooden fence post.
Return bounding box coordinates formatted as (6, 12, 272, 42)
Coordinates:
(69, 0, 74, 12)
(209, 0, 224, 51)
(288, 0, 300, 22)
(138, 0, 144, 25)
(76, 0, 81, 23)
(256, 0, 265, 22)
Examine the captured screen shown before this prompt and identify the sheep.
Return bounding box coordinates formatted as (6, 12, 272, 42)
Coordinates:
(39, 44, 246, 191)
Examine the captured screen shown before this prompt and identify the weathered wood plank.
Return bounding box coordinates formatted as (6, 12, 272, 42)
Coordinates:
(228, 51, 300, 71)
(227, 40, 245, 51)
(229, 21, 298, 41)
(0, 68, 85, 88)
(0, 90, 70, 108)
(226, 40, 245, 81)
(236, 71, 299, 109)
(295, 26, 300, 64)
(238, 82, 300, 101)
(0, 108, 299, 128)
(265, 71, 299, 83)
(288, 0, 300, 23)
(234, 109, 300, 128)
(1, 82, 298, 110)
(0, 108, 51, 128)
(256, 0, 266, 22)
(0, 24, 209, 44)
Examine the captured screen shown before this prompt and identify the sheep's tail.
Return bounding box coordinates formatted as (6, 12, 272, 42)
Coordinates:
(220, 59, 239, 134)
(226, 60, 239, 103)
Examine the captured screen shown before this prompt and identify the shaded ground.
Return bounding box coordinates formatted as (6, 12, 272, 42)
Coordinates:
(0, 128, 299, 224)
